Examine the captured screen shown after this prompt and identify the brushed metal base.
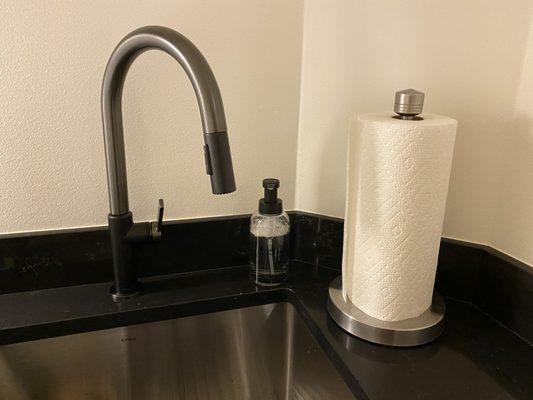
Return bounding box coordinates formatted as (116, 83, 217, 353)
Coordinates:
(327, 276, 445, 347)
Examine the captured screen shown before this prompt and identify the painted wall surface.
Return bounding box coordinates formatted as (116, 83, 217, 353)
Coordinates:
(1, 1, 532, 267)
(0, 1, 303, 233)
(492, 24, 533, 266)
(295, 0, 533, 266)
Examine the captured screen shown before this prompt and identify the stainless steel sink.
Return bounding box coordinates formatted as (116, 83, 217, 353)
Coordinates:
(0, 303, 355, 399)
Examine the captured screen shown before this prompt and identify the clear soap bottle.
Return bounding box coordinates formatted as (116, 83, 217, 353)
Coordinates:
(250, 179, 290, 285)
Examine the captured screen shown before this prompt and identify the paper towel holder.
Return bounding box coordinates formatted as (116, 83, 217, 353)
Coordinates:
(327, 276, 445, 347)
(328, 87, 446, 346)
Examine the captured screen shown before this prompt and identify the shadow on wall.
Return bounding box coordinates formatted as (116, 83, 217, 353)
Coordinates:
(315, 116, 350, 216)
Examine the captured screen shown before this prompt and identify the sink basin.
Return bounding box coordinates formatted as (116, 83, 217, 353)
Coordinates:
(0, 303, 355, 399)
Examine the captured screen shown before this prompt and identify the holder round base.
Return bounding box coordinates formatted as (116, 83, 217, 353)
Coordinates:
(327, 276, 445, 347)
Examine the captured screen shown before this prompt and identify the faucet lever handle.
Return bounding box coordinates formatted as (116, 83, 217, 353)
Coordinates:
(150, 199, 164, 241)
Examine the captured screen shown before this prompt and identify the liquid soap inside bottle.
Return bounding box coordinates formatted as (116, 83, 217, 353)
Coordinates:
(250, 179, 290, 286)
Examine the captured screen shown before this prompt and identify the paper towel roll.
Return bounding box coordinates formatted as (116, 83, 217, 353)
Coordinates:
(342, 113, 457, 321)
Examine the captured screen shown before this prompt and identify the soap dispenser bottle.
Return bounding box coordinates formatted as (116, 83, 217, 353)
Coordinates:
(250, 178, 290, 285)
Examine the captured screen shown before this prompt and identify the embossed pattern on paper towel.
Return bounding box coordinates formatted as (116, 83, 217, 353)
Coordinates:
(343, 114, 457, 321)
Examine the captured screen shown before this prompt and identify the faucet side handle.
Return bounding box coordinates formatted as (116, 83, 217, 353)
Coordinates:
(150, 199, 164, 241)
(126, 199, 164, 243)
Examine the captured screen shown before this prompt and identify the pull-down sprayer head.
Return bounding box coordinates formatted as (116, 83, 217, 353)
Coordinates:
(203, 131, 236, 195)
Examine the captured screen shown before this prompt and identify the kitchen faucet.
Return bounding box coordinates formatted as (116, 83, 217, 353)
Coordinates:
(101, 26, 236, 300)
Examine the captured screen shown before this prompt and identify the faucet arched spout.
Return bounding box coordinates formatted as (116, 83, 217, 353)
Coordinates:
(102, 25, 235, 215)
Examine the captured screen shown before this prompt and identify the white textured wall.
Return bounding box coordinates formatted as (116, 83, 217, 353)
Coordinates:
(1, 1, 532, 267)
(492, 24, 533, 266)
(295, 0, 533, 266)
(0, 0, 303, 233)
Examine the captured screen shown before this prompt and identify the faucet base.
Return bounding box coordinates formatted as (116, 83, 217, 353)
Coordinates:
(110, 284, 142, 301)
(108, 213, 141, 300)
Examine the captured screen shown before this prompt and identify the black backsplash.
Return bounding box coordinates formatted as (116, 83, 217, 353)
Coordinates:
(0, 212, 531, 343)
(0, 228, 112, 293)
(290, 212, 344, 269)
(474, 249, 533, 344)
(0, 215, 249, 294)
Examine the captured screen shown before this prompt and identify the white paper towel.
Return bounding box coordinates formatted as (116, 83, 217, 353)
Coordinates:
(342, 113, 457, 321)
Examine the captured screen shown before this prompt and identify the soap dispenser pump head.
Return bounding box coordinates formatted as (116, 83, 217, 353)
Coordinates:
(259, 178, 283, 215)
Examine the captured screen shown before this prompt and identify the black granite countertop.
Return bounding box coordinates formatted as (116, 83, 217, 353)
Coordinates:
(0, 262, 530, 399)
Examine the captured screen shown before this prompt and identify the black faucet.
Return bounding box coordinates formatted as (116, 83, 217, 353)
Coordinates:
(101, 26, 236, 300)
